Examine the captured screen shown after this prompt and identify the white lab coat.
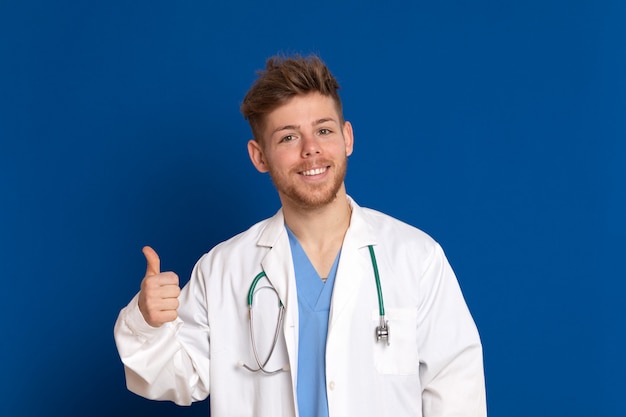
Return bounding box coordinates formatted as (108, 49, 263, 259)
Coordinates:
(114, 198, 486, 416)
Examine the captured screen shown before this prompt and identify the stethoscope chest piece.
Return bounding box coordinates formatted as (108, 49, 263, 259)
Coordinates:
(376, 317, 390, 345)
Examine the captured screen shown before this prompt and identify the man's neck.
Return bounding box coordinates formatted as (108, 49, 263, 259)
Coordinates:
(281, 188, 352, 278)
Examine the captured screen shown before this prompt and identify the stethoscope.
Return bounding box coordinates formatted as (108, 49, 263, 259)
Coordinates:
(240, 245, 389, 375)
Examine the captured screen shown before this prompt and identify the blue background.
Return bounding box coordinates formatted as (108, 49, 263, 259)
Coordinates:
(1, 0, 624, 416)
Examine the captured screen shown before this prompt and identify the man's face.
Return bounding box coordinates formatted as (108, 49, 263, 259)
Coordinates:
(248, 92, 354, 210)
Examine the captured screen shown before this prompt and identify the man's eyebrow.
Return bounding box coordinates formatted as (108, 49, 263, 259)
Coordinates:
(271, 124, 300, 135)
(313, 117, 338, 125)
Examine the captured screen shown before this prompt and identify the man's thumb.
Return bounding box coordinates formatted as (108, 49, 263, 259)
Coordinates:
(142, 246, 161, 276)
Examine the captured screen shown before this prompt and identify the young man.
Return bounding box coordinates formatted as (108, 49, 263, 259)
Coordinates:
(114, 55, 486, 417)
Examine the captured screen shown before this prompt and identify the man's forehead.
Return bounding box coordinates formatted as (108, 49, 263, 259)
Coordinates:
(265, 93, 340, 127)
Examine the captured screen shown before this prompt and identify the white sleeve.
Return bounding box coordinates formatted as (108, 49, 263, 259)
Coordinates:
(113, 264, 211, 405)
(418, 243, 487, 417)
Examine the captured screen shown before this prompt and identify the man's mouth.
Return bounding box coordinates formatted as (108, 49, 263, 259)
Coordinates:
(300, 167, 328, 176)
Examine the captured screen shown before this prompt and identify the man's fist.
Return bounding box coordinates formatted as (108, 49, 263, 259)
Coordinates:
(137, 246, 181, 327)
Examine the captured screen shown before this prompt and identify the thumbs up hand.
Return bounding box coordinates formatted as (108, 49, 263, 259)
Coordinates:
(138, 246, 181, 327)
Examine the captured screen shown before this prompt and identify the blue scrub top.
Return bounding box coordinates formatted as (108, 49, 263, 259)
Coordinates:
(287, 228, 340, 417)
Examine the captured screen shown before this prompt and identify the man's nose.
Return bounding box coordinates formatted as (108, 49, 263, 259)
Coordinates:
(301, 134, 321, 157)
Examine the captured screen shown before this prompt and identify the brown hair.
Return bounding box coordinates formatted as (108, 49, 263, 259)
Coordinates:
(240, 54, 343, 142)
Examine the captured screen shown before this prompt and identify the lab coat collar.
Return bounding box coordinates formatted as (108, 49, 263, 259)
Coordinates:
(253, 196, 371, 310)
(252, 196, 377, 316)
(254, 196, 378, 345)
(254, 196, 376, 250)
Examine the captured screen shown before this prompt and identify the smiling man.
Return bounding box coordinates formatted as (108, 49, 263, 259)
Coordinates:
(114, 55, 487, 417)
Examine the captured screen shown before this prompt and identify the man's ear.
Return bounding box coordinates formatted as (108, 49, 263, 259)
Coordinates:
(247, 139, 269, 173)
(343, 121, 354, 157)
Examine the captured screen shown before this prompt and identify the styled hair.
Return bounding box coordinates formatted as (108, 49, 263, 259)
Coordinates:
(240, 54, 343, 142)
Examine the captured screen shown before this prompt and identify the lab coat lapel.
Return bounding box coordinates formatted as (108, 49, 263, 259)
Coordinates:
(328, 200, 376, 333)
(258, 227, 291, 307)
(257, 211, 299, 390)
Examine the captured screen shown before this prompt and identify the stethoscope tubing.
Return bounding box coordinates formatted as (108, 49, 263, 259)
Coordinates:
(243, 278, 286, 375)
(368, 245, 385, 317)
(243, 244, 389, 374)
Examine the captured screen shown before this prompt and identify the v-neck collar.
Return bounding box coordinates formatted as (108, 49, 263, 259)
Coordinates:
(286, 227, 341, 311)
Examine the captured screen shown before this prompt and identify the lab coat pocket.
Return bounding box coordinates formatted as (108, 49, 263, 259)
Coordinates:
(372, 308, 419, 375)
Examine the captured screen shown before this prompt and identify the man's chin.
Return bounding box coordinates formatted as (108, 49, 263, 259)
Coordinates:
(280, 186, 343, 210)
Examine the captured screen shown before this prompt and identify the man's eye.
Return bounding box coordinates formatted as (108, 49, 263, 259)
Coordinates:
(318, 128, 331, 135)
(281, 135, 295, 143)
